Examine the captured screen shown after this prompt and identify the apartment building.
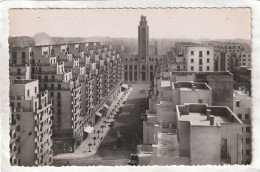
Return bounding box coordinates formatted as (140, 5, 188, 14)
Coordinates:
(202, 41, 251, 71)
(9, 80, 53, 166)
(176, 104, 243, 165)
(233, 88, 252, 164)
(9, 41, 124, 156)
(186, 46, 214, 72)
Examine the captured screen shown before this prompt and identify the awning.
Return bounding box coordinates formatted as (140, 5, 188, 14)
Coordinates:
(121, 84, 128, 89)
(84, 126, 94, 133)
(95, 111, 103, 117)
(103, 104, 110, 109)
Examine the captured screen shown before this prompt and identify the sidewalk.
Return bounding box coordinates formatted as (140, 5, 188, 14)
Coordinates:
(53, 86, 133, 160)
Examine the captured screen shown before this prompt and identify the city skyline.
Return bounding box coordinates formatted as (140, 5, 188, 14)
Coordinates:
(9, 8, 251, 40)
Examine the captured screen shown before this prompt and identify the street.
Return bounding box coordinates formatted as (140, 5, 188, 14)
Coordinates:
(53, 84, 150, 166)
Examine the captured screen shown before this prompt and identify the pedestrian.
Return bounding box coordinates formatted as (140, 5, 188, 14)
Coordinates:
(67, 160, 70, 166)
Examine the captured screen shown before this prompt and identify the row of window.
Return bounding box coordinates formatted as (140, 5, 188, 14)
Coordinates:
(190, 50, 210, 56)
(190, 66, 211, 71)
(237, 113, 250, 120)
(190, 58, 210, 63)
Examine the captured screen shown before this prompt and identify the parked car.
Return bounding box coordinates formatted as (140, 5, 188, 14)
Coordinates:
(108, 122, 114, 127)
(128, 153, 138, 166)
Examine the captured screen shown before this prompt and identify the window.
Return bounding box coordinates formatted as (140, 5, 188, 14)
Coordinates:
(199, 51, 203, 57)
(16, 114, 20, 120)
(207, 58, 210, 63)
(246, 138, 251, 144)
(245, 114, 249, 120)
(58, 84, 61, 90)
(150, 65, 153, 70)
(238, 114, 242, 119)
(27, 90, 30, 97)
(199, 66, 202, 71)
(236, 100, 240, 107)
(134, 65, 137, 70)
(57, 92, 61, 99)
(191, 51, 194, 55)
(17, 68, 21, 75)
(207, 66, 210, 71)
(44, 84, 47, 89)
(129, 65, 132, 70)
(191, 66, 194, 71)
(246, 127, 251, 133)
(58, 101, 61, 107)
(199, 59, 202, 65)
(191, 59, 194, 63)
(142, 65, 145, 70)
(198, 99, 203, 103)
(35, 87, 37, 93)
(51, 84, 54, 89)
(207, 51, 210, 55)
(125, 65, 128, 70)
(16, 125, 20, 132)
(51, 76, 55, 80)
(246, 149, 251, 155)
(50, 92, 54, 97)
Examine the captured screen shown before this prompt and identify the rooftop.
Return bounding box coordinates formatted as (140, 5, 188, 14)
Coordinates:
(177, 104, 242, 126)
(172, 81, 212, 90)
(161, 80, 171, 87)
(170, 71, 233, 76)
(11, 79, 38, 85)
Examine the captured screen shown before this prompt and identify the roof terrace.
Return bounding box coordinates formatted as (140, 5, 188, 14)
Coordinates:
(172, 81, 212, 91)
(177, 104, 242, 126)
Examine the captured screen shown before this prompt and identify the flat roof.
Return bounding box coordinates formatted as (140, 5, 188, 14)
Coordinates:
(180, 112, 230, 126)
(171, 71, 233, 76)
(172, 82, 211, 90)
(177, 104, 242, 126)
(161, 80, 171, 87)
(11, 79, 38, 85)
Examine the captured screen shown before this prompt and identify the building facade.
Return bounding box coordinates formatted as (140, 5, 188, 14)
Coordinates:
(233, 88, 252, 164)
(9, 41, 124, 158)
(176, 104, 243, 165)
(9, 80, 53, 166)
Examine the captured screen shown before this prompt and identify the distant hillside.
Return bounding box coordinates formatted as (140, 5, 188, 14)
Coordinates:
(9, 36, 35, 47)
(8, 32, 251, 55)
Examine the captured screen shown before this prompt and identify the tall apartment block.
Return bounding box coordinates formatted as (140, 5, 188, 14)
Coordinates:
(9, 41, 124, 156)
(233, 88, 252, 164)
(9, 80, 53, 166)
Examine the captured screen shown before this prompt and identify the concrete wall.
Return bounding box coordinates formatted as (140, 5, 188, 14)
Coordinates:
(17, 112, 35, 166)
(221, 123, 243, 164)
(206, 74, 233, 110)
(143, 124, 155, 145)
(178, 121, 190, 157)
(156, 102, 174, 128)
(190, 126, 221, 165)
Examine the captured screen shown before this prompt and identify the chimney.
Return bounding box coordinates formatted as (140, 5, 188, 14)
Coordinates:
(210, 115, 215, 125)
(206, 109, 211, 120)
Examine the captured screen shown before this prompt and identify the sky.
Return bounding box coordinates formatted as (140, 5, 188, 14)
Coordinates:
(9, 8, 251, 40)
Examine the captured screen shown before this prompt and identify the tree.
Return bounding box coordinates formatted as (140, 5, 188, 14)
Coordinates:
(101, 125, 105, 133)
(97, 130, 101, 138)
(88, 143, 92, 152)
(92, 137, 97, 145)
(103, 120, 107, 128)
